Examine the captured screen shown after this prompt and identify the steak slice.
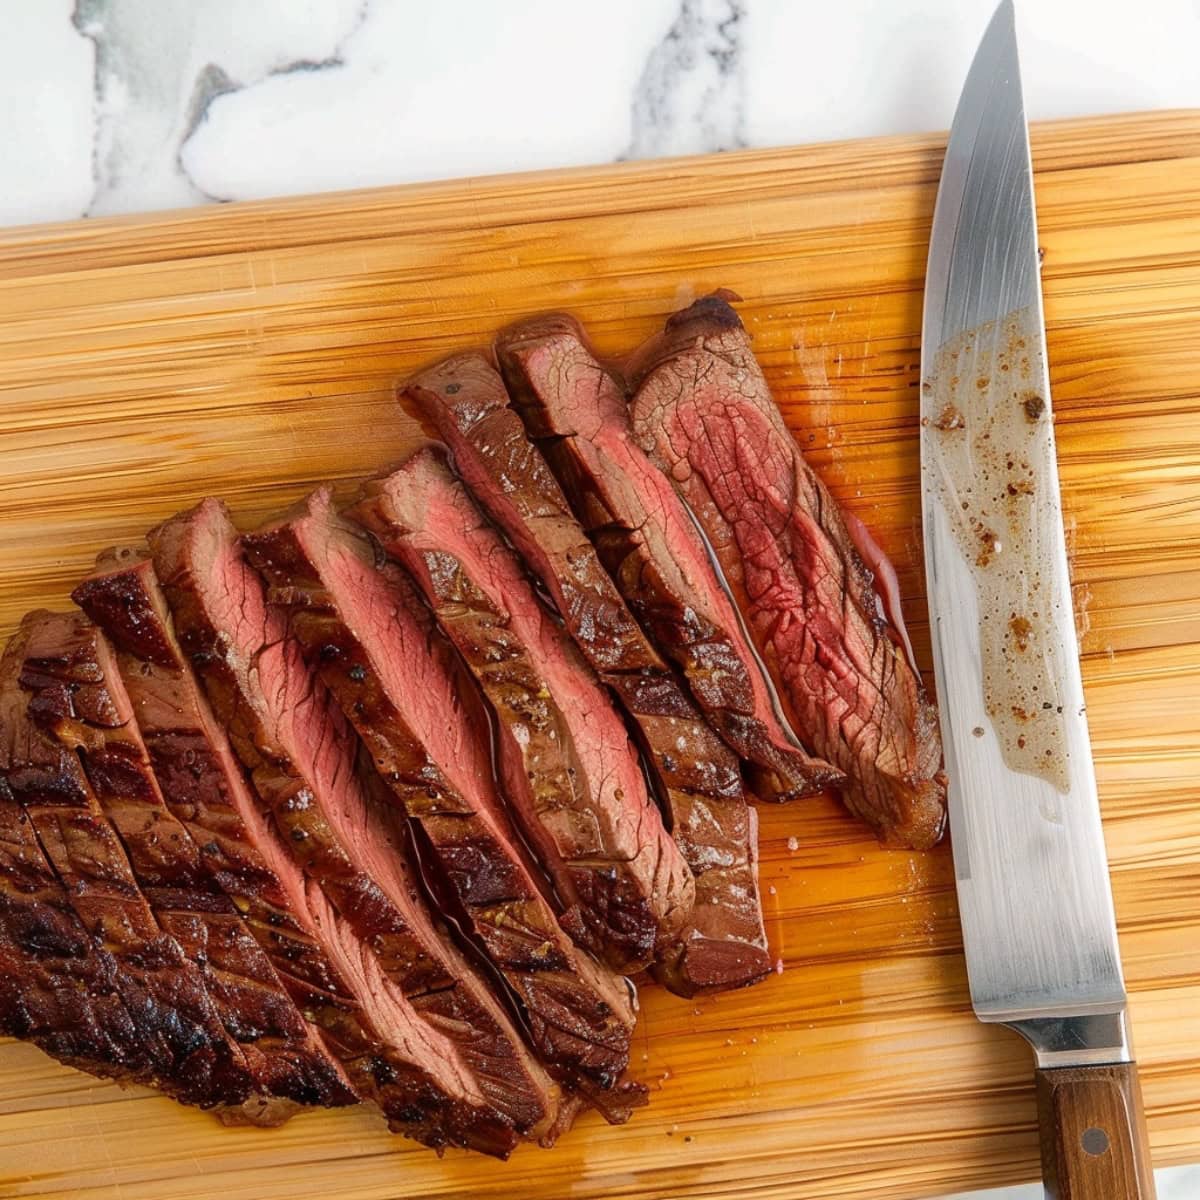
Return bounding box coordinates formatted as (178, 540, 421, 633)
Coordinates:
(0, 616, 256, 1115)
(149, 501, 524, 1157)
(72, 557, 362, 1088)
(21, 607, 353, 1123)
(247, 488, 640, 1119)
(405, 352, 771, 995)
(189, 524, 571, 1145)
(628, 295, 946, 848)
(354, 454, 694, 972)
(495, 315, 842, 803)
(73, 556, 359, 1115)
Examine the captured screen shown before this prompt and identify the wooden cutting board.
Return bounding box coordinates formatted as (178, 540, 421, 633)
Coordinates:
(1, 109, 1198, 1200)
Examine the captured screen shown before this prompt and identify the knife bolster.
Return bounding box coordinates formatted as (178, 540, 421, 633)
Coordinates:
(1009, 1010, 1132, 1069)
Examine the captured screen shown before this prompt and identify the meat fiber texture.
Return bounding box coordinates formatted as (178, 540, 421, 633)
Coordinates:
(628, 294, 946, 849)
(495, 314, 841, 805)
(0, 616, 264, 1118)
(149, 499, 525, 1157)
(243, 500, 572, 1144)
(260, 485, 642, 1123)
(365, 447, 695, 974)
(402, 355, 773, 996)
(73, 553, 360, 1114)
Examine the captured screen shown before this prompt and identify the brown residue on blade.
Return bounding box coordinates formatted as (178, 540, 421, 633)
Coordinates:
(925, 305, 1070, 791)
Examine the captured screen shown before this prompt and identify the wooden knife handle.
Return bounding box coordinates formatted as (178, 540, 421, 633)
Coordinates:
(1035, 1061, 1155, 1199)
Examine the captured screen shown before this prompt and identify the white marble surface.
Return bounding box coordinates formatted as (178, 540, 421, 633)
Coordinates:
(1, 2, 1198, 1196)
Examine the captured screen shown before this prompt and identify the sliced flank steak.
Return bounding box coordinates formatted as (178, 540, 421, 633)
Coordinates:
(628, 295, 946, 849)
(149, 500, 530, 1157)
(73, 554, 360, 1115)
(236, 519, 570, 1143)
(252, 486, 640, 1119)
(19, 607, 356, 1122)
(495, 314, 842, 804)
(408, 350, 770, 995)
(358, 450, 695, 973)
(73, 556, 368, 1084)
(0, 616, 258, 1116)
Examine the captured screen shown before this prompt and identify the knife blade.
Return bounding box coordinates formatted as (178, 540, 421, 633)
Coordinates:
(920, 3, 1154, 1196)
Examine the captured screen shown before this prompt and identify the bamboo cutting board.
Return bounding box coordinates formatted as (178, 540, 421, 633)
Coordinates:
(0, 110, 1198, 1200)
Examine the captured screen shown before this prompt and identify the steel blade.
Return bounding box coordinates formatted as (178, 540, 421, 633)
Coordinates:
(920, 0, 1127, 1059)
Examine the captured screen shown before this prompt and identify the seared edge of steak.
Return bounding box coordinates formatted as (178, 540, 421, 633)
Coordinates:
(410, 350, 771, 995)
(495, 314, 842, 802)
(362, 449, 695, 972)
(407, 354, 660, 678)
(73, 555, 360, 1112)
(628, 295, 946, 848)
(242, 506, 569, 1142)
(148, 499, 524, 1158)
(1, 617, 256, 1113)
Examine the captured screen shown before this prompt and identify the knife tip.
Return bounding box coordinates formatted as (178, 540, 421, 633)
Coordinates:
(991, 0, 1017, 34)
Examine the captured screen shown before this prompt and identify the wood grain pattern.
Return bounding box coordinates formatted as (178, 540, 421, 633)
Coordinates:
(1036, 1062, 1155, 1198)
(0, 109, 1198, 1200)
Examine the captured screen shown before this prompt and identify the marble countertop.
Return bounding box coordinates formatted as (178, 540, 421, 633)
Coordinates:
(2, 2, 1197, 1196)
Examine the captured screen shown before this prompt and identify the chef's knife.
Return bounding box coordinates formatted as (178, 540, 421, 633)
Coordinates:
(920, 3, 1154, 1197)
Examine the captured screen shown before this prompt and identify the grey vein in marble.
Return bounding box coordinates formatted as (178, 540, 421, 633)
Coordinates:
(625, 0, 746, 158)
(72, 0, 366, 215)
(181, 0, 675, 202)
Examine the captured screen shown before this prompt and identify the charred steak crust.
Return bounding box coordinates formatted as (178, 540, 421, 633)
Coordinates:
(149, 499, 523, 1158)
(242, 506, 568, 1142)
(494, 314, 842, 803)
(23, 607, 349, 1117)
(0, 780, 158, 1088)
(73, 556, 359, 1112)
(1, 617, 256, 1113)
(628, 295, 946, 849)
(0, 631, 214, 1101)
(271, 487, 641, 1118)
(427, 348, 772, 995)
(359, 447, 695, 973)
